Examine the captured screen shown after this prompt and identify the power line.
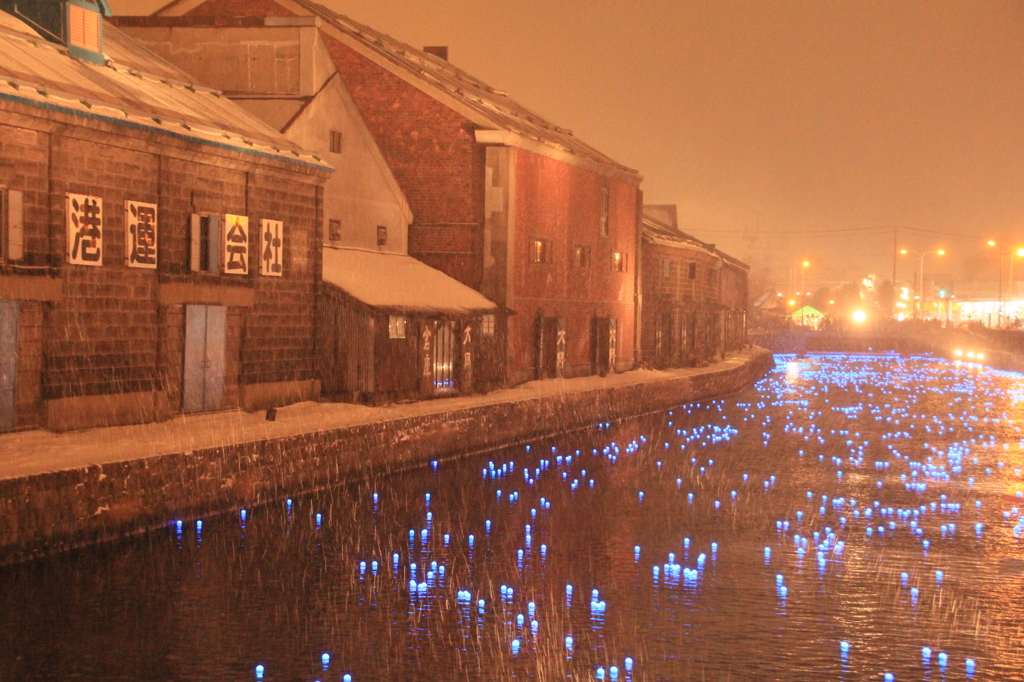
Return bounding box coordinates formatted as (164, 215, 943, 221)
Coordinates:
(693, 224, 980, 240)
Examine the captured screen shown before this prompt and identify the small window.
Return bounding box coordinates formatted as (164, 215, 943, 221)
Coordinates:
(530, 238, 549, 264)
(481, 314, 496, 336)
(573, 245, 591, 268)
(328, 219, 341, 242)
(388, 315, 407, 339)
(661, 259, 671, 278)
(377, 225, 387, 247)
(68, 3, 102, 58)
(330, 130, 343, 154)
(688, 262, 697, 280)
(599, 186, 609, 237)
(613, 251, 627, 272)
(0, 189, 24, 262)
(190, 214, 221, 273)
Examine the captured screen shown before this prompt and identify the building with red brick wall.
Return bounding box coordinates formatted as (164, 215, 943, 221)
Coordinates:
(107, 8, 503, 402)
(116, 0, 644, 386)
(0, 6, 330, 432)
(641, 206, 748, 368)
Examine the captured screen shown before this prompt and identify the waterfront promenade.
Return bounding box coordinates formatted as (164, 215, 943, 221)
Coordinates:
(0, 348, 772, 563)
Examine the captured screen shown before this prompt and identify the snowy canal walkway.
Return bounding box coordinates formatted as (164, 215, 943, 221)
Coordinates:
(0, 350, 767, 481)
(0, 348, 772, 563)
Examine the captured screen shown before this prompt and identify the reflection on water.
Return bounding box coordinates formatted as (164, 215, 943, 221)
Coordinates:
(2, 353, 1024, 680)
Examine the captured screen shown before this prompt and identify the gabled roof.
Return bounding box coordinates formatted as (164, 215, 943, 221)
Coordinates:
(642, 208, 749, 271)
(141, 0, 641, 182)
(0, 10, 330, 171)
(792, 305, 823, 318)
(322, 247, 498, 315)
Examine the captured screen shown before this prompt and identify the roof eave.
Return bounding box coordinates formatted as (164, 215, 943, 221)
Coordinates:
(476, 129, 641, 185)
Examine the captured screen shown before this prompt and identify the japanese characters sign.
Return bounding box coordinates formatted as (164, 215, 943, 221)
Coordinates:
(259, 219, 283, 276)
(66, 193, 103, 266)
(223, 214, 249, 275)
(125, 200, 157, 269)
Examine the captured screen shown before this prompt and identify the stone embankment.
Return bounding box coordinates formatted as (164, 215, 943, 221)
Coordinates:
(0, 348, 773, 565)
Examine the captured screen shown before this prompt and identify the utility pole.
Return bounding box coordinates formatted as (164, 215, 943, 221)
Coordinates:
(891, 226, 898, 319)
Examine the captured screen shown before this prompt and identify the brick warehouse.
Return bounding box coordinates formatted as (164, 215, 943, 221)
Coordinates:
(0, 3, 331, 432)
(104, 7, 504, 403)
(641, 205, 749, 368)
(117, 0, 645, 387)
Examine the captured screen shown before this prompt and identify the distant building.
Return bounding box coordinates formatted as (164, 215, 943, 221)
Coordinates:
(114, 0, 644, 386)
(110, 5, 501, 401)
(640, 206, 748, 367)
(0, 4, 331, 431)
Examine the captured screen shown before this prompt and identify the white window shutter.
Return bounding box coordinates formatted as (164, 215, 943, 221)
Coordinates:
(189, 214, 201, 271)
(207, 215, 221, 274)
(7, 190, 23, 261)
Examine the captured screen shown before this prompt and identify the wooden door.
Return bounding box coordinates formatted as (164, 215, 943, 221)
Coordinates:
(203, 306, 226, 410)
(433, 320, 456, 393)
(0, 300, 17, 432)
(183, 304, 226, 413)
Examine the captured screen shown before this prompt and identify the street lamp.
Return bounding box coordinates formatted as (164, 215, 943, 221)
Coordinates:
(987, 240, 1024, 325)
(899, 248, 945, 320)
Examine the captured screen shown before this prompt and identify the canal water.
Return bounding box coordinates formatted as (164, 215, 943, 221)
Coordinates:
(2, 353, 1023, 681)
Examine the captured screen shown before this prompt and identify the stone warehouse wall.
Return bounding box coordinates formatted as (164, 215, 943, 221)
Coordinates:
(0, 97, 326, 432)
(0, 349, 774, 564)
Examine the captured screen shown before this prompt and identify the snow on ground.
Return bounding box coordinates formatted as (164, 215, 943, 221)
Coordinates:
(0, 351, 763, 481)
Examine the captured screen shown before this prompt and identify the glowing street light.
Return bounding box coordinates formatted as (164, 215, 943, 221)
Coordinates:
(899, 248, 945, 320)
(852, 310, 867, 323)
(986, 241, 1023, 327)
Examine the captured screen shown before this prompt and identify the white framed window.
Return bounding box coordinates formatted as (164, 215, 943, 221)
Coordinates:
(574, 245, 591, 268)
(481, 314, 495, 336)
(389, 314, 407, 339)
(530, 237, 549, 264)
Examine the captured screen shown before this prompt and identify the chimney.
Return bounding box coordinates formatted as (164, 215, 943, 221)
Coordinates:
(423, 45, 448, 61)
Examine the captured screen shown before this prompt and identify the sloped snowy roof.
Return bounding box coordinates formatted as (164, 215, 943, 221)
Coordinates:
(0, 11, 330, 171)
(642, 212, 750, 271)
(137, 0, 639, 181)
(322, 247, 498, 315)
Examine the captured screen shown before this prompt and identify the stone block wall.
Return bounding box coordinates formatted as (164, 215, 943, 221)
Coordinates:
(0, 349, 774, 564)
(0, 97, 326, 431)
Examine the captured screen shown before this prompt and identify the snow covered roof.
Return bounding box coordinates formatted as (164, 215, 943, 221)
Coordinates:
(642, 211, 749, 271)
(136, 0, 640, 182)
(322, 247, 498, 315)
(0, 11, 330, 171)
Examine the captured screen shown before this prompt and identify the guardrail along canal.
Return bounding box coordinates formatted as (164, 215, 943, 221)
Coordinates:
(1, 353, 1021, 680)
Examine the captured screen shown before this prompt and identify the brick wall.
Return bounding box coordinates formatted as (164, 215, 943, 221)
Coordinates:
(45, 136, 161, 400)
(244, 172, 320, 385)
(508, 149, 638, 381)
(0, 98, 326, 430)
(322, 35, 486, 288)
(641, 237, 749, 364)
